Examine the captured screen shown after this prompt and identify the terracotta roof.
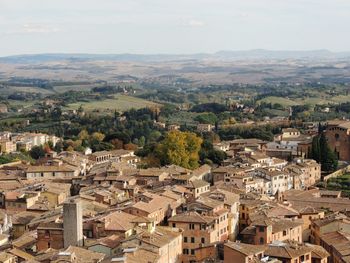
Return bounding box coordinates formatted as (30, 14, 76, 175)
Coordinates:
(26, 165, 74, 173)
(265, 241, 312, 259)
(12, 211, 38, 225)
(298, 206, 320, 214)
(61, 246, 105, 263)
(188, 179, 209, 189)
(4, 191, 23, 200)
(192, 164, 211, 177)
(132, 195, 174, 214)
(169, 211, 215, 224)
(9, 248, 35, 260)
(224, 241, 265, 256)
(0, 252, 15, 262)
(102, 211, 137, 231)
(139, 226, 182, 248)
(90, 234, 121, 249)
(305, 243, 330, 259)
(122, 248, 160, 263)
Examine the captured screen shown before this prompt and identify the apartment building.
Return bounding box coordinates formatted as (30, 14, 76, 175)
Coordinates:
(169, 211, 221, 263)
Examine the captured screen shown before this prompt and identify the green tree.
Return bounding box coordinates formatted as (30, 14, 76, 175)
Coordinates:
(194, 113, 218, 125)
(155, 130, 203, 169)
(78, 130, 89, 140)
(311, 136, 321, 162)
(29, 146, 45, 159)
(91, 132, 105, 142)
(319, 133, 338, 172)
(310, 134, 338, 172)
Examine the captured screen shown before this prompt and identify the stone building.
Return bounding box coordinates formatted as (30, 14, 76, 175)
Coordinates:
(63, 199, 83, 248)
(324, 120, 350, 161)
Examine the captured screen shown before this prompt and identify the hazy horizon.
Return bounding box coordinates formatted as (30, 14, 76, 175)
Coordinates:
(1, 0, 350, 56)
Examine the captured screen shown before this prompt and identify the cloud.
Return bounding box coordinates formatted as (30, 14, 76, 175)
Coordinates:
(22, 24, 61, 34)
(184, 19, 205, 27)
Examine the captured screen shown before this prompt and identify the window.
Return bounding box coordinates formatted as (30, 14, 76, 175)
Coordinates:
(189, 224, 195, 230)
(172, 223, 176, 227)
(335, 133, 340, 141)
(242, 213, 245, 219)
(191, 249, 195, 255)
(259, 226, 265, 233)
(191, 237, 195, 243)
(183, 249, 189, 254)
(184, 237, 188, 243)
(259, 237, 264, 244)
(306, 255, 309, 260)
(201, 237, 205, 244)
(283, 230, 287, 236)
(300, 255, 305, 261)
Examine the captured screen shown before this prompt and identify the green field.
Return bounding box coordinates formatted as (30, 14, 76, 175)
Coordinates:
(326, 173, 350, 197)
(260, 94, 350, 107)
(2, 86, 55, 95)
(65, 94, 161, 112)
(259, 96, 300, 106)
(53, 84, 98, 93)
(8, 99, 40, 108)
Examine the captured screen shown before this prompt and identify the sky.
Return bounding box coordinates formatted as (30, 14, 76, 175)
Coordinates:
(0, 0, 350, 56)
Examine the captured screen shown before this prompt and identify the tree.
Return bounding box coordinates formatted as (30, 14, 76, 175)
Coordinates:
(78, 130, 89, 140)
(155, 130, 203, 169)
(194, 113, 218, 125)
(110, 138, 124, 149)
(310, 133, 338, 172)
(124, 143, 138, 151)
(319, 133, 338, 172)
(29, 146, 45, 159)
(92, 132, 105, 142)
(54, 141, 63, 153)
(311, 136, 321, 162)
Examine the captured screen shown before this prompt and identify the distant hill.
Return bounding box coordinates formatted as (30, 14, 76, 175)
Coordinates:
(1, 50, 350, 64)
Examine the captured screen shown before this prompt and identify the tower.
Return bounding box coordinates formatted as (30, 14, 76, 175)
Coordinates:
(63, 199, 83, 248)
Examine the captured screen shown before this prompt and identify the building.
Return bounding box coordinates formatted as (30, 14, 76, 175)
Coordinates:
(240, 218, 303, 245)
(63, 199, 83, 248)
(284, 159, 321, 190)
(268, 128, 313, 157)
(124, 193, 178, 225)
(197, 123, 214, 132)
(264, 241, 313, 263)
(0, 140, 17, 153)
(325, 120, 350, 161)
(89, 151, 112, 164)
(4, 191, 40, 211)
(0, 103, 8, 113)
(0, 252, 16, 263)
(310, 213, 350, 262)
(224, 241, 266, 263)
(37, 222, 64, 251)
(25, 164, 78, 179)
(168, 211, 222, 263)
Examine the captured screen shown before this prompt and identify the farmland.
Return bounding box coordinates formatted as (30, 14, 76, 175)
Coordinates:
(64, 94, 161, 112)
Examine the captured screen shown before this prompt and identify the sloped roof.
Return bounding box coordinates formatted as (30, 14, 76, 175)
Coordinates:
(169, 211, 215, 224)
(224, 241, 265, 256)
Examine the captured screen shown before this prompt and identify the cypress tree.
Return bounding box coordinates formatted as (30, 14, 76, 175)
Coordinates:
(311, 136, 321, 162)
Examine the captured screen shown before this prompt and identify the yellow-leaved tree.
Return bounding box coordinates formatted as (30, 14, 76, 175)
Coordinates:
(156, 130, 202, 169)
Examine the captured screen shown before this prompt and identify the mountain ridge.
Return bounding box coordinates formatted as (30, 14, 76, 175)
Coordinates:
(1, 49, 350, 63)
